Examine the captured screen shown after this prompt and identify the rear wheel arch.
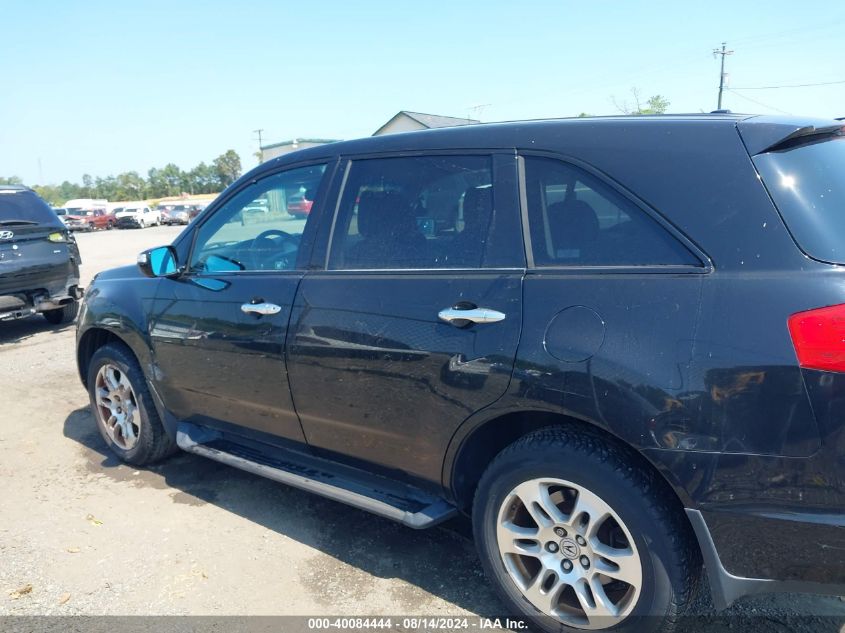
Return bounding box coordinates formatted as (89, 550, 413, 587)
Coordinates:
(447, 410, 694, 515)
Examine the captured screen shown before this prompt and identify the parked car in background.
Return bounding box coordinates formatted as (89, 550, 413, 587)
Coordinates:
(63, 208, 115, 231)
(163, 204, 191, 225)
(188, 204, 205, 221)
(286, 191, 313, 217)
(63, 199, 108, 216)
(1, 186, 81, 324)
(155, 204, 175, 225)
(115, 205, 160, 229)
(52, 208, 69, 226)
(75, 115, 845, 633)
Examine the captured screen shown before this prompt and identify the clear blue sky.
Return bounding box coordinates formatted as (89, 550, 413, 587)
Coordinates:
(2, 0, 843, 184)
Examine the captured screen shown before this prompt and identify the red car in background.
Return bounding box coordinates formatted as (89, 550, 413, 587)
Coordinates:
(286, 192, 313, 218)
(63, 208, 115, 231)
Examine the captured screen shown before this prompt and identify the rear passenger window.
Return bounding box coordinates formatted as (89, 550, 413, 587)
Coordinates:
(523, 156, 699, 267)
(329, 156, 496, 270)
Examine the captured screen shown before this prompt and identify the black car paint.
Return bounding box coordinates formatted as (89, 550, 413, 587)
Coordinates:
(0, 188, 81, 317)
(77, 115, 845, 605)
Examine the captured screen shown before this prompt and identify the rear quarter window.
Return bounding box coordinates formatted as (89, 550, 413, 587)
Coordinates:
(754, 134, 845, 264)
(522, 156, 701, 267)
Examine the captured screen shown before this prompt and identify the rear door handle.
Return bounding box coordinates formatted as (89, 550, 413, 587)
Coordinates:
(241, 302, 282, 316)
(438, 306, 506, 326)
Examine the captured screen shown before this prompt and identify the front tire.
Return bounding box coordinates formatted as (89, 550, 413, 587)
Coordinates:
(473, 427, 701, 633)
(87, 342, 176, 465)
(139, 219, 145, 228)
(43, 300, 79, 325)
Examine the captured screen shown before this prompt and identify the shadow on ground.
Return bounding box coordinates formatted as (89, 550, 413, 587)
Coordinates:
(0, 315, 74, 345)
(63, 407, 500, 616)
(62, 408, 845, 630)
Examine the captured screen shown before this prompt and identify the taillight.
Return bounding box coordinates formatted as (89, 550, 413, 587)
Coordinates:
(788, 304, 845, 372)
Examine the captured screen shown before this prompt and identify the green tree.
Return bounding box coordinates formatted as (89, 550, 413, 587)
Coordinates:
(0, 176, 23, 185)
(612, 88, 670, 115)
(640, 95, 670, 115)
(188, 161, 215, 194)
(147, 167, 166, 198)
(80, 174, 94, 197)
(213, 150, 242, 189)
(115, 171, 146, 201)
(160, 163, 183, 197)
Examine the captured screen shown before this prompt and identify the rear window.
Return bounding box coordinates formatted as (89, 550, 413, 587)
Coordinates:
(0, 190, 62, 226)
(755, 134, 845, 264)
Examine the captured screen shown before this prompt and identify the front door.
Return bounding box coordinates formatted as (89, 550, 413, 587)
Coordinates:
(149, 162, 330, 445)
(287, 153, 525, 483)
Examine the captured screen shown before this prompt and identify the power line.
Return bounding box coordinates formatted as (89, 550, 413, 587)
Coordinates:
(730, 17, 845, 46)
(724, 88, 793, 115)
(730, 79, 845, 90)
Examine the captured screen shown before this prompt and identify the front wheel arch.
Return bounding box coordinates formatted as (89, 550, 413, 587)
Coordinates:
(78, 327, 143, 389)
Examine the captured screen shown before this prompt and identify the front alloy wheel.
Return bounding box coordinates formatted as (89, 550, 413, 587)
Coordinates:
(86, 342, 176, 465)
(94, 363, 140, 450)
(497, 478, 641, 628)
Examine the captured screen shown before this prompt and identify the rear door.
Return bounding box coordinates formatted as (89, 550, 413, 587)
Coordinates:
(286, 152, 525, 483)
(149, 161, 332, 445)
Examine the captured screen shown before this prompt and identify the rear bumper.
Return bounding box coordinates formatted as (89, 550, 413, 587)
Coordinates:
(687, 508, 845, 609)
(0, 260, 81, 320)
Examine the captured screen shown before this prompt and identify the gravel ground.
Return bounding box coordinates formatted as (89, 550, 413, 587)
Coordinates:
(0, 226, 843, 632)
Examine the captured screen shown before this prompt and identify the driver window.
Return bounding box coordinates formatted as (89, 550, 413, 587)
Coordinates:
(190, 164, 326, 273)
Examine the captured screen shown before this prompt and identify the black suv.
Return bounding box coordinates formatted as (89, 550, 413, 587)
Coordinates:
(1, 186, 81, 324)
(76, 114, 845, 632)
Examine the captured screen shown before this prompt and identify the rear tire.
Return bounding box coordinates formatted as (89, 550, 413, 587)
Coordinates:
(87, 342, 177, 465)
(473, 426, 701, 633)
(42, 300, 79, 325)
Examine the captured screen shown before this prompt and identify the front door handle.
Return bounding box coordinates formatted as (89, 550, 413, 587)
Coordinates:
(241, 302, 282, 316)
(438, 306, 506, 326)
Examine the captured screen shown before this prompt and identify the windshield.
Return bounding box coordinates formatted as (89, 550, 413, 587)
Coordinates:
(0, 190, 64, 226)
(755, 133, 845, 264)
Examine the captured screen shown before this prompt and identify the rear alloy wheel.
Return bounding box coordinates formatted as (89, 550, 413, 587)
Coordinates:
(87, 342, 176, 465)
(473, 427, 701, 633)
(496, 478, 642, 627)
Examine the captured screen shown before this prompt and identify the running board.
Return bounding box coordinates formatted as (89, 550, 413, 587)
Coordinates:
(176, 422, 457, 529)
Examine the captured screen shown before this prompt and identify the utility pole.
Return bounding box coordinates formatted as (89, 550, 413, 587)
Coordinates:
(253, 128, 264, 163)
(713, 42, 734, 110)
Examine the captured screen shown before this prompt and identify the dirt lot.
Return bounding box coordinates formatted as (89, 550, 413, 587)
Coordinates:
(1, 226, 843, 631)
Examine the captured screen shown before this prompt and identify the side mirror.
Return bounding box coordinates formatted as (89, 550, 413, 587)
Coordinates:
(138, 245, 180, 278)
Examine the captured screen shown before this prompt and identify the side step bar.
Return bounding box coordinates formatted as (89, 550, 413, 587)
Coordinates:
(176, 422, 457, 529)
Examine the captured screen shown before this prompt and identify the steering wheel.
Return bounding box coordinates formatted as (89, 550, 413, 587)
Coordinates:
(249, 229, 298, 269)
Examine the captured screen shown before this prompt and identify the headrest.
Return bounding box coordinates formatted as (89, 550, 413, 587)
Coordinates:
(547, 199, 599, 247)
(462, 186, 493, 229)
(356, 190, 408, 238)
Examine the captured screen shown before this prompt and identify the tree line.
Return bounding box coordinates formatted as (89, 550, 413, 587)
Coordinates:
(1, 150, 242, 206)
